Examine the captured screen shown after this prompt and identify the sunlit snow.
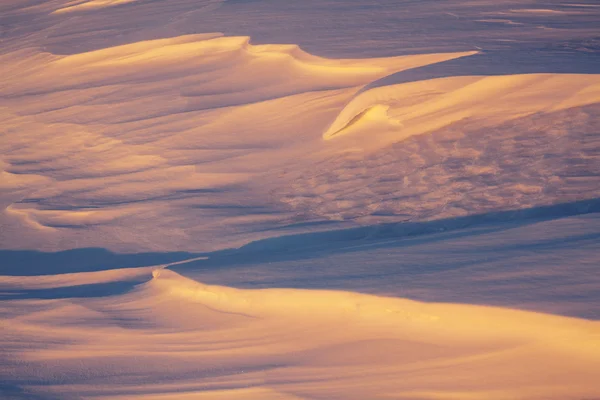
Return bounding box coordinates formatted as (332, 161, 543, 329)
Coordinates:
(1, 0, 600, 399)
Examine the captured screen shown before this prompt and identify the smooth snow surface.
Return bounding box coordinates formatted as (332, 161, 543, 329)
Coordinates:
(1, 0, 600, 398)
(2, 267, 600, 399)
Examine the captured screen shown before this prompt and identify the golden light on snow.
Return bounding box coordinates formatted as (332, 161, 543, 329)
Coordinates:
(2, 267, 599, 399)
(1, 0, 600, 398)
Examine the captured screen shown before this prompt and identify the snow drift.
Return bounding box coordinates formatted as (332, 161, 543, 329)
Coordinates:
(1, 266, 599, 399)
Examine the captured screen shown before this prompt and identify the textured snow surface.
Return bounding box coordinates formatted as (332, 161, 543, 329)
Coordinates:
(1, 0, 600, 252)
(1, 0, 600, 399)
(2, 267, 600, 399)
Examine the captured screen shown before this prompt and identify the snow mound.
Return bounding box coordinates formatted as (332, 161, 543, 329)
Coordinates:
(1, 267, 599, 399)
(324, 73, 600, 141)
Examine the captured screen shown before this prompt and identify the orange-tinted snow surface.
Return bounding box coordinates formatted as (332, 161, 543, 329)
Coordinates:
(2, 0, 600, 398)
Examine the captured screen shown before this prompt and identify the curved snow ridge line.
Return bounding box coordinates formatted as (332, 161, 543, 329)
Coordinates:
(46, 34, 481, 83)
(322, 86, 408, 138)
(322, 51, 479, 139)
(323, 70, 600, 140)
(0, 256, 205, 290)
(0, 266, 155, 289)
(52, 0, 139, 14)
(50, 34, 381, 71)
(146, 269, 600, 341)
(52, 0, 226, 14)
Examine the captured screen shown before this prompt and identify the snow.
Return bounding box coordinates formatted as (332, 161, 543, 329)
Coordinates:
(1, 0, 600, 398)
(2, 266, 599, 399)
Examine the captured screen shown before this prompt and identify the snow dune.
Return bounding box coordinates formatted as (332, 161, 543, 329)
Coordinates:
(1, 1, 600, 398)
(324, 73, 600, 142)
(1, 266, 599, 400)
(2, 31, 600, 253)
(0, 33, 475, 252)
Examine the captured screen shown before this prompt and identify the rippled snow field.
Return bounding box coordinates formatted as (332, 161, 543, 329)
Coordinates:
(2, 1, 600, 399)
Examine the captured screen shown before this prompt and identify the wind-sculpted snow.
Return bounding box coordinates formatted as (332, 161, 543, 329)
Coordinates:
(2, 0, 600, 397)
(2, 0, 600, 253)
(173, 210, 600, 319)
(52, 0, 139, 14)
(276, 103, 600, 224)
(324, 71, 600, 139)
(2, 29, 600, 252)
(1, 267, 599, 399)
(0, 32, 474, 252)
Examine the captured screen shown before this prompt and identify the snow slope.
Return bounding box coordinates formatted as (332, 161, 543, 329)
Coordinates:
(2, 266, 599, 399)
(1, 0, 600, 398)
(0, 32, 476, 252)
(324, 73, 600, 140)
(2, 32, 600, 252)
